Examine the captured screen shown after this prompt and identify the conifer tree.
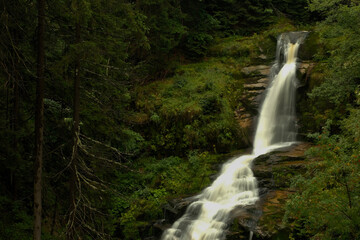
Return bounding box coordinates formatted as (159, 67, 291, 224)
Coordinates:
(34, 0, 45, 239)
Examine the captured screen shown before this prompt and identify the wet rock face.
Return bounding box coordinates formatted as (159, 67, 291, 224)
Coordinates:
(298, 61, 315, 87)
(254, 143, 312, 235)
(253, 142, 311, 189)
(236, 65, 271, 145)
(241, 65, 271, 76)
(231, 142, 312, 239)
(285, 31, 309, 44)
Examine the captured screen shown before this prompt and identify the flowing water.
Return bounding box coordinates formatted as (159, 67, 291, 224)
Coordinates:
(161, 32, 308, 240)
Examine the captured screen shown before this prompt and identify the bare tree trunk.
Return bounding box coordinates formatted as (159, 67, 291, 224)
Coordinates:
(6, 85, 9, 127)
(73, 22, 81, 139)
(67, 21, 81, 240)
(34, 0, 45, 239)
(11, 74, 19, 200)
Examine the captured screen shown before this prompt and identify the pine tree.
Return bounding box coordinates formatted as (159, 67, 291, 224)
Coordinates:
(34, 0, 45, 239)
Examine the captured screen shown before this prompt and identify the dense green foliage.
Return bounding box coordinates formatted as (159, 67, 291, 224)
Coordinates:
(285, 115, 360, 239)
(133, 60, 244, 155)
(4, 0, 360, 239)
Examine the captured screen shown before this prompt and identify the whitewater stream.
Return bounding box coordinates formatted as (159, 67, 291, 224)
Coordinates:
(161, 32, 308, 240)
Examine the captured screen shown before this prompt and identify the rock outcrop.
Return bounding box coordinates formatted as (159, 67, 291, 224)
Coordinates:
(229, 142, 313, 239)
(236, 65, 271, 145)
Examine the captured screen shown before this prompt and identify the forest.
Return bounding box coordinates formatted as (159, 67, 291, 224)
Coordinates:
(0, 0, 359, 239)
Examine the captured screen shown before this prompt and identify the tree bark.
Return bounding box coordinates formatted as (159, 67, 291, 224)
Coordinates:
(34, 0, 45, 239)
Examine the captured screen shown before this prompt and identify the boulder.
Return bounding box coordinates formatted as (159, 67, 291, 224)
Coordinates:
(241, 65, 271, 76)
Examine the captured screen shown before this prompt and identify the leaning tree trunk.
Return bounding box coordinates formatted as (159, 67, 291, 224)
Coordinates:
(11, 67, 20, 200)
(34, 0, 45, 239)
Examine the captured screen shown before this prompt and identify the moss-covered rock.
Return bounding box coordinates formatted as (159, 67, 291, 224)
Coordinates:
(298, 31, 320, 61)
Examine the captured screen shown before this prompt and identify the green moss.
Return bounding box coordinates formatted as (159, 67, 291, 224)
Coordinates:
(273, 166, 297, 188)
(208, 35, 257, 61)
(299, 32, 320, 60)
(308, 63, 326, 90)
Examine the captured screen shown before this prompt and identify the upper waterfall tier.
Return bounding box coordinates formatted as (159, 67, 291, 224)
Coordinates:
(253, 31, 308, 155)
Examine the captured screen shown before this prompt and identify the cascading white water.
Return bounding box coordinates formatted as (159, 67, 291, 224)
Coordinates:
(161, 32, 307, 240)
(253, 35, 301, 155)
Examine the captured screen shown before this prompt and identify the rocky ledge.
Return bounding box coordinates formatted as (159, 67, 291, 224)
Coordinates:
(236, 64, 271, 145)
(229, 142, 313, 239)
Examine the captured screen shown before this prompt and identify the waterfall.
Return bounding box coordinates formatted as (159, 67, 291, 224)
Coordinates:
(161, 32, 307, 240)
